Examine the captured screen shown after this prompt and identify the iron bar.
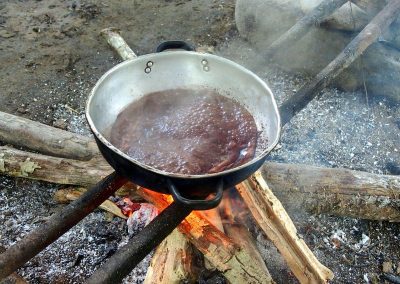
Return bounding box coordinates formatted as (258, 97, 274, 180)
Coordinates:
(0, 172, 127, 280)
(86, 201, 192, 284)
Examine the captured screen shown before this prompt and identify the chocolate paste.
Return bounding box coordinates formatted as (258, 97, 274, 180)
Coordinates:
(110, 88, 258, 175)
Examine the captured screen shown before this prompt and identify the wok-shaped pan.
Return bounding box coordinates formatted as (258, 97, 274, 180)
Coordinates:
(86, 41, 280, 210)
(85, 41, 280, 283)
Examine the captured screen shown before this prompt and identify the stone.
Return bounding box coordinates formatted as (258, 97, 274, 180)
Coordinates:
(235, 0, 400, 103)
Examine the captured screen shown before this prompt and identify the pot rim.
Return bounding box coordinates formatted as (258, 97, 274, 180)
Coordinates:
(86, 51, 281, 179)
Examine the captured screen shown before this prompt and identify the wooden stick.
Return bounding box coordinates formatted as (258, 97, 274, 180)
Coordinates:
(137, 188, 274, 284)
(100, 28, 137, 61)
(0, 111, 99, 161)
(2, 145, 400, 221)
(264, 0, 348, 59)
(236, 171, 334, 283)
(279, 0, 400, 125)
(54, 188, 127, 219)
(143, 229, 198, 284)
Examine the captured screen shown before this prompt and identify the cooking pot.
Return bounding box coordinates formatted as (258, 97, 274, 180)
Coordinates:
(86, 41, 281, 210)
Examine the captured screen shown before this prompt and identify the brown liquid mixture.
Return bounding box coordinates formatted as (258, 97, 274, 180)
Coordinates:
(110, 88, 258, 175)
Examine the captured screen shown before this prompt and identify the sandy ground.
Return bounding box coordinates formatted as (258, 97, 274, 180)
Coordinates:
(1, 0, 399, 283)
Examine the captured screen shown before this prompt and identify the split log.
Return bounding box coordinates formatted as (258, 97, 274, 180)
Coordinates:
(54, 188, 127, 219)
(279, 0, 400, 125)
(219, 189, 274, 282)
(144, 229, 198, 284)
(137, 188, 274, 284)
(263, 162, 400, 222)
(236, 171, 334, 283)
(263, 0, 348, 59)
(0, 111, 98, 160)
(1, 145, 400, 221)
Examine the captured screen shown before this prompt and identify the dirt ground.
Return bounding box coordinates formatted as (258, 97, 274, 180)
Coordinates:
(1, 0, 399, 283)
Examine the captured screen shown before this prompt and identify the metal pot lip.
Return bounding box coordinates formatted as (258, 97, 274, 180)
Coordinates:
(86, 50, 281, 179)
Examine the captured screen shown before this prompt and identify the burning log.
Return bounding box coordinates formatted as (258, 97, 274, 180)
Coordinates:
(219, 189, 274, 282)
(236, 171, 334, 283)
(0, 111, 99, 160)
(279, 0, 400, 125)
(137, 188, 274, 284)
(263, 0, 348, 59)
(144, 229, 198, 284)
(2, 145, 400, 221)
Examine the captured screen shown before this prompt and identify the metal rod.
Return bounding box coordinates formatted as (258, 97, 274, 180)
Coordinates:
(85, 201, 192, 284)
(0, 172, 127, 280)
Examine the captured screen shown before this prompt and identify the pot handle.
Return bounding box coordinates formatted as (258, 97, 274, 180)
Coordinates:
(156, 40, 195, 52)
(167, 179, 223, 210)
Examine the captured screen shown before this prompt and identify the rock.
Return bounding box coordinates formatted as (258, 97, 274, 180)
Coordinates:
(0, 30, 16, 38)
(321, 2, 370, 32)
(235, 0, 400, 103)
(53, 118, 68, 130)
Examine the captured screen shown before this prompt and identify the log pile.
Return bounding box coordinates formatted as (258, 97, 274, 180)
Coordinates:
(2, 3, 400, 281)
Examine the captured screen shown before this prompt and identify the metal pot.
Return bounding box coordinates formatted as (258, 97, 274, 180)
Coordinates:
(86, 41, 280, 209)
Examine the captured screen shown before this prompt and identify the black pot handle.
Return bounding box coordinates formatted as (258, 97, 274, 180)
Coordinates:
(156, 40, 195, 53)
(167, 179, 223, 210)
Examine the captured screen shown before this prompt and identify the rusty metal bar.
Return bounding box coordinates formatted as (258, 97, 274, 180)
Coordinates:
(85, 201, 192, 284)
(0, 172, 127, 280)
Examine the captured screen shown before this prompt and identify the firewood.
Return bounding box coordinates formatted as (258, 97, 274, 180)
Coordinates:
(1, 145, 400, 222)
(54, 188, 127, 219)
(263, 162, 400, 222)
(279, 0, 400, 125)
(219, 189, 274, 282)
(263, 0, 348, 59)
(137, 188, 274, 284)
(236, 171, 334, 283)
(100, 28, 137, 61)
(144, 229, 198, 284)
(0, 111, 99, 161)
(0, 146, 111, 186)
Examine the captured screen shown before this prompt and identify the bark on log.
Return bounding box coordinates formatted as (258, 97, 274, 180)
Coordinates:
(263, 0, 348, 59)
(263, 162, 400, 222)
(137, 188, 274, 284)
(236, 172, 334, 283)
(279, 0, 400, 125)
(1, 145, 400, 221)
(0, 111, 99, 160)
(143, 229, 198, 284)
(0, 146, 112, 186)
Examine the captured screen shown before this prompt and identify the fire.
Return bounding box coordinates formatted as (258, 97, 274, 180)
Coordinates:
(116, 197, 141, 217)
